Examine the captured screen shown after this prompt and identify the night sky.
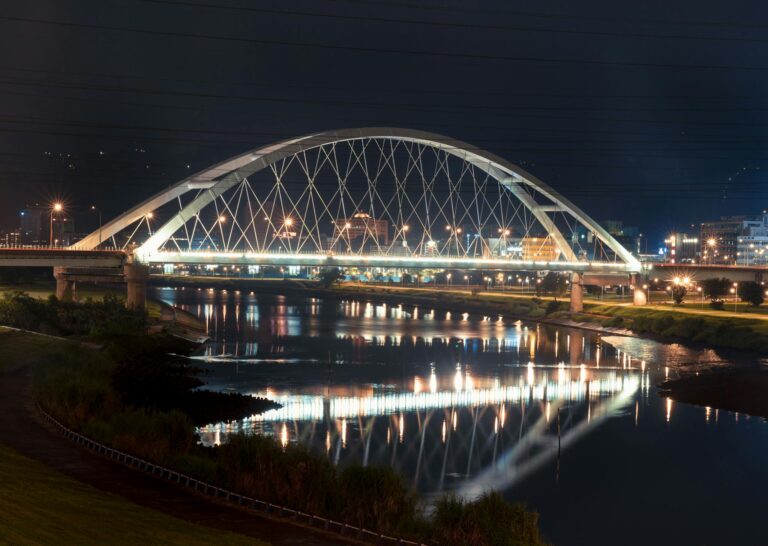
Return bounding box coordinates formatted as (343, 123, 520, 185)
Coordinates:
(2, 0, 768, 246)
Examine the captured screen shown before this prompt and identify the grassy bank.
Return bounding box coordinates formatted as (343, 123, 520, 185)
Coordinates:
(0, 445, 264, 546)
(570, 304, 768, 353)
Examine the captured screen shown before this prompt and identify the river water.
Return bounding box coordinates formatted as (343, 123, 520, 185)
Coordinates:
(154, 286, 768, 545)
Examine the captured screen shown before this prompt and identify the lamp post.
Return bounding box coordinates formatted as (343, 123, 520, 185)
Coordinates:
(732, 282, 739, 312)
(49, 202, 63, 247)
(90, 205, 102, 247)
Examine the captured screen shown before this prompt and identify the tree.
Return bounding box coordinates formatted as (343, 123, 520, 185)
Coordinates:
(701, 277, 731, 302)
(671, 284, 687, 305)
(318, 268, 343, 288)
(401, 272, 412, 284)
(540, 272, 566, 295)
(738, 281, 765, 307)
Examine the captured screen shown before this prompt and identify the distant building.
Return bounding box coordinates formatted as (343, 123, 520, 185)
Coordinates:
(601, 219, 642, 256)
(522, 236, 559, 261)
(19, 203, 49, 244)
(700, 210, 768, 265)
(736, 211, 768, 266)
(0, 230, 21, 247)
(700, 216, 745, 265)
(664, 233, 699, 264)
(333, 213, 389, 247)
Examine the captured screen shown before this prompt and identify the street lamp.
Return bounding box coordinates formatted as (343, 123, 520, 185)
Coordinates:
(90, 205, 102, 247)
(447, 272, 452, 287)
(50, 202, 63, 247)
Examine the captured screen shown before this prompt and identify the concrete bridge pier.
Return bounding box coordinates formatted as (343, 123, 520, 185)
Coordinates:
(632, 274, 647, 306)
(125, 262, 149, 310)
(53, 266, 76, 302)
(569, 272, 583, 313)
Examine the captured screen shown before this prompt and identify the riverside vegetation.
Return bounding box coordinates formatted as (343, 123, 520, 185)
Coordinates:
(2, 292, 546, 546)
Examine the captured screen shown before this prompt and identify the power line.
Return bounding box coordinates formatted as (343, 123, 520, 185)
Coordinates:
(3, 14, 768, 72)
(129, 0, 768, 45)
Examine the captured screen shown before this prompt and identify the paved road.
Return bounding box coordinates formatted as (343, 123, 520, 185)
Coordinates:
(0, 367, 351, 545)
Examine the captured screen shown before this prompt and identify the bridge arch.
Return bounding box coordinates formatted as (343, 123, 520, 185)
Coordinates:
(72, 128, 641, 272)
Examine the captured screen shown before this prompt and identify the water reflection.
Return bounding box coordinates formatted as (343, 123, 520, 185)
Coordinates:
(157, 287, 650, 497)
(154, 287, 768, 544)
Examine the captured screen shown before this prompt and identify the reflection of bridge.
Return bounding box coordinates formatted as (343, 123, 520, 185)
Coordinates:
(1, 128, 763, 308)
(198, 368, 641, 497)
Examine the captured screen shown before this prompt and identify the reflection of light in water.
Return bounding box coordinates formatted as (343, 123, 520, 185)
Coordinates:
(202, 375, 639, 432)
(465, 372, 474, 390)
(280, 423, 288, 448)
(527, 362, 535, 385)
(706, 406, 711, 423)
(429, 371, 437, 393)
(452, 410, 457, 431)
(399, 414, 404, 443)
(666, 398, 673, 422)
(326, 431, 331, 452)
(546, 401, 551, 422)
(580, 364, 587, 383)
(341, 418, 347, 448)
(501, 405, 506, 426)
(494, 416, 499, 434)
(454, 369, 463, 391)
(414, 376, 422, 394)
(442, 420, 446, 443)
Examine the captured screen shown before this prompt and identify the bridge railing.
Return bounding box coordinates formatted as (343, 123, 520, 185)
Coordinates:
(38, 405, 427, 546)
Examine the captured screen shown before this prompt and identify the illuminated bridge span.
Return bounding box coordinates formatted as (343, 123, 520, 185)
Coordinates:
(0, 128, 648, 309)
(71, 128, 640, 278)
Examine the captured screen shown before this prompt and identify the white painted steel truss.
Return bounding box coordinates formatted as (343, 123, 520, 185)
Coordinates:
(72, 128, 641, 273)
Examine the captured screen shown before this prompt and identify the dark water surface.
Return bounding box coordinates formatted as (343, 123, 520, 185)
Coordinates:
(154, 287, 768, 545)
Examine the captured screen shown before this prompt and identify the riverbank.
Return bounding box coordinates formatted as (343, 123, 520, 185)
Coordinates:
(1, 305, 547, 545)
(0, 281, 208, 341)
(0, 334, 341, 545)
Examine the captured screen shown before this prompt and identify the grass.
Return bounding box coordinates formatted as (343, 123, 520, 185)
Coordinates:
(0, 283, 164, 319)
(0, 327, 68, 373)
(577, 303, 768, 352)
(0, 445, 265, 546)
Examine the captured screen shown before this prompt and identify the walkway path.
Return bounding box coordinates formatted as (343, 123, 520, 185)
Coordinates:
(0, 366, 351, 545)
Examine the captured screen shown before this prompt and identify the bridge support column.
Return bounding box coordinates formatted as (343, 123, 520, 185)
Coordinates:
(632, 274, 647, 306)
(125, 263, 149, 310)
(53, 267, 76, 302)
(569, 272, 583, 313)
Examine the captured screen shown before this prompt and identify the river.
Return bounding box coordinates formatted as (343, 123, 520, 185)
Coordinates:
(154, 286, 768, 545)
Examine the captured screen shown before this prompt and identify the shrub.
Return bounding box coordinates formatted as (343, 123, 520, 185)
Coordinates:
(338, 465, 418, 534)
(671, 285, 686, 305)
(738, 281, 765, 307)
(432, 492, 545, 546)
(701, 278, 732, 302)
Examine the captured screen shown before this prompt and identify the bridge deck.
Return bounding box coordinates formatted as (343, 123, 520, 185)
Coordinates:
(0, 249, 126, 268)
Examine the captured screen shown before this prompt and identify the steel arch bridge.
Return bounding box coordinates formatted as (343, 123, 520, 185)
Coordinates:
(71, 128, 641, 274)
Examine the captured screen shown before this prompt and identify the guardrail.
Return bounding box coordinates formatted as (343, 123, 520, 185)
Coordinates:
(38, 406, 426, 546)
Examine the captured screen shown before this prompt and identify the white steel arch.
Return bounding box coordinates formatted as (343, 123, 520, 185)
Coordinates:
(72, 128, 641, 272)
